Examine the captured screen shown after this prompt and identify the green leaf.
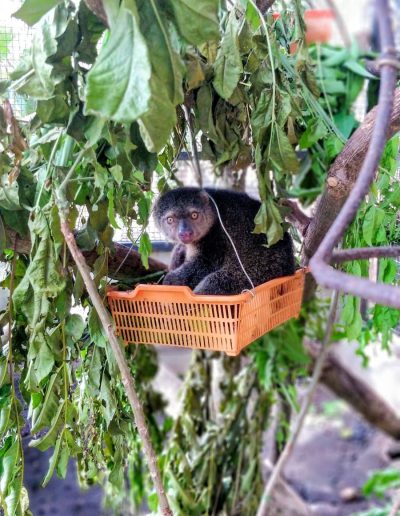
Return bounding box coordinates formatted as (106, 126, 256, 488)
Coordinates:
(363, 468, 400, 498)
(110, 164, 123, 185)
(253, 199, 283, 246)
(29, 402, 64, 451)
(135, 0, 184, 151)
(12, 4, 72, 99)
(0, 175, 20, 211)
(65, 314, 85, 344)
(299, 119, 328, 149)
(31, 370, 62, 433)
(344, 59, 376, 79)
(56, 442, 69, 479)
(33, 337, 55, 384)
(213, 13, 243, 100)
(267, 125, 299, 174)
(137, 0, 184, 106)
(42, 431, 63, 487)
(169, 0, 219, 45)
(0, 437, 19, 494)
(362, 206, 385, 246)
(139, 232, 152, 269)
(85, 0, 152, 123)
(13, 0, 63, 26)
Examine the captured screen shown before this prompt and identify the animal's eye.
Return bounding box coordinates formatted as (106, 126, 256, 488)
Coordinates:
(191, 211, 199, 220)
(166, 216, 174, 224)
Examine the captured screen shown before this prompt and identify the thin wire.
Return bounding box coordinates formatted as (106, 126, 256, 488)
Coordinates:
(206, 193, 255, 292)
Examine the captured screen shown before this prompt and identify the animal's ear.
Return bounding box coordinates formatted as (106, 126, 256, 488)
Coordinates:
(199, 190, 210, 204)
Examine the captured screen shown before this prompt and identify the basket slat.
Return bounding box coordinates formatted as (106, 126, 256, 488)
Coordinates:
(107, 269, 306, 356)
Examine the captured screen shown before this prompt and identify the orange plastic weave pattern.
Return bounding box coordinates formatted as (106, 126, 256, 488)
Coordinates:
(107, 269, 306, 356)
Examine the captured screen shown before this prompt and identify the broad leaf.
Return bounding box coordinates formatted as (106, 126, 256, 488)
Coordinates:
(85, 0, 152, 123)
(169, 0, 219, 45)
(213, 13, 243, 100)
(13, 0, 63, 26)
(0, 175, 20, 211)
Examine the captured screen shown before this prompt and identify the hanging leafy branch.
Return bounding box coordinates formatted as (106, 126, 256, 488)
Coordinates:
(0, 0, 399, 514)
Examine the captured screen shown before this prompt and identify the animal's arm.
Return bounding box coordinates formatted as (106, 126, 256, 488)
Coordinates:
(169, 244, 186, 271)
(194, 267, 252, 295)
(163, 256, 217, 291)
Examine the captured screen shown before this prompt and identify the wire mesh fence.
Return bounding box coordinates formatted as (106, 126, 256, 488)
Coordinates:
(0, 1, 35, 117)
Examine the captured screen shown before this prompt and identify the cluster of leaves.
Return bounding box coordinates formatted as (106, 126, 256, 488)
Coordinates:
(340, 135, 400, 356)
(164, 352, 271, 515)
(0, 0, 394, 514)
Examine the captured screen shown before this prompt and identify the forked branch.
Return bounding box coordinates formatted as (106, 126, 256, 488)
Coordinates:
(308, 0, 400, 308)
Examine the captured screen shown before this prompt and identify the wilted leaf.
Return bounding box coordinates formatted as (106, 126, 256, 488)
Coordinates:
(42, 432, 63, 487)
(267, 125, 299, 173)
(213, 13, 243, 100)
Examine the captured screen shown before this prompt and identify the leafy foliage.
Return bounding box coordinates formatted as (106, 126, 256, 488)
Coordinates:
(0, 0, 395, 514)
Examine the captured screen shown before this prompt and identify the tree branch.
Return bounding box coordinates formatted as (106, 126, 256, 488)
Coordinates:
(256, 291, 339, 515)
(309, 0, 400, 308)
(304, 340, 400, 440)
(4, 227, 167, 281)
(303, 88, 400, 300)
(281, 199, 311, 237)
(58, 209, 171, 515)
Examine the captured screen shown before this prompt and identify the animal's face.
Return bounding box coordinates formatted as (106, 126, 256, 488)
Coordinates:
(154, 188, 216, 245)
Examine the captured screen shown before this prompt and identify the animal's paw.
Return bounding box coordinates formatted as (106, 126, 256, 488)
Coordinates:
(162, 272, 181, 285)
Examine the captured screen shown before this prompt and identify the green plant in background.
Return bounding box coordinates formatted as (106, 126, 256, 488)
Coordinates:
(354, 468, 400, 516)
(0, 29, 13, 59)
(0, 0, 398, 514)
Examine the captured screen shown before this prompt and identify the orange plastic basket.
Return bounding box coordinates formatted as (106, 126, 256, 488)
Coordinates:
(107, 269, 306, 356)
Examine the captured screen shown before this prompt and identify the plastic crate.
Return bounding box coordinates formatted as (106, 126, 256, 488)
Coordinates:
(107, 269, 306, 356)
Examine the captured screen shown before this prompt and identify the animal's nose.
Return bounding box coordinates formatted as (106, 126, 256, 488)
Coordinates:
(178, 230, 193, 242)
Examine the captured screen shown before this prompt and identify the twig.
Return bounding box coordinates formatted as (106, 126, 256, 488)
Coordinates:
(309, 0, 400, 309)
(281, 199, 311, 237)
(256, 291, 339, 516)
(55, 167, 171, 515)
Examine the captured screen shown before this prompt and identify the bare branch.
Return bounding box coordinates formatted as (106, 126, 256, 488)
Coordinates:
(331, 246, 400, 263)
(308, 0, 400, 308)
(303, 87, 400, 272)
(281, 199, 311, 236)
(256, 291, 339, 515)
(305, 340, 400, 440)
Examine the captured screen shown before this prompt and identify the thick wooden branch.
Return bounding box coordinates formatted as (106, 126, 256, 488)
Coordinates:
(302, 87, 400, 299)
(304, 340, 400, 440)
(5, 227, 167, 281)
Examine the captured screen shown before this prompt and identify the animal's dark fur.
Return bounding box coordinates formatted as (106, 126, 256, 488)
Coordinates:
(154, 187, 295, 295)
